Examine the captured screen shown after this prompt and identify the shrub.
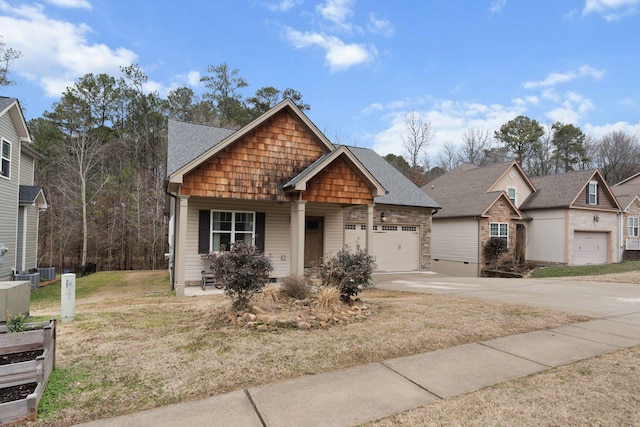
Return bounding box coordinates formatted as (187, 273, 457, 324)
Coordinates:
(7, 313, 27, 332)
(318, 247, 376, 302)
(207, 241, 273, 310)
(484, 237, 508, 269)
(317, 286, 340, 311)
(279, 274, 312, 300)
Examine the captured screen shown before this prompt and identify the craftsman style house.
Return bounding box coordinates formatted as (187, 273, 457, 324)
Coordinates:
(0, 97, 47, 281)
(424, 162, 621, 276)
(166, 100, 439, 294)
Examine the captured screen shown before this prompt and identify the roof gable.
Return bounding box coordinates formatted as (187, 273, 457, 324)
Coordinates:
(612, 182, 640, 211)
(487, 162, 536, 194)
(168, 99, 333, 184)
(0, 97, 30, 142)
(283, 146, 386, 198)
(521, 169, 620, 211)
(424, 162, 523, 217)
(482, 192, 524, 219)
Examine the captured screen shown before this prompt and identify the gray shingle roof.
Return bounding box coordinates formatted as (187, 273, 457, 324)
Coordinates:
(423, 162, 515, 217)
(519, 169, 598, 210)
(167, 119, 236, 176)
(347, 146, 440, 208)
(612, 183, 640, 210)
(19, 185, 43, 204)
(0, 96, 16, 113)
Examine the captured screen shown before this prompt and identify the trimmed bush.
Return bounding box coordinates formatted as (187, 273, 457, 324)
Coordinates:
(279, 274, 312, 300)
(207, 242, 273, 310)
(318, 247, 376, 302)
(484, 237, 508, 269)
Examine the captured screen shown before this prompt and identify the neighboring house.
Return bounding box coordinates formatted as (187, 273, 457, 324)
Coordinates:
(0, 97, 48, 281)
(166, 100, 440, 294)
(521, 169, 621, 266)
(424, 162, 621, 277)
(424, 162, 535, 276)
(612, 172, 640, 260)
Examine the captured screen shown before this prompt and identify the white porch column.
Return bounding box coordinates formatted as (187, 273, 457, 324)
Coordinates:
(290, 199, 307, 275)
(366, 204, 374, 255)
(174, 195, 189, 296)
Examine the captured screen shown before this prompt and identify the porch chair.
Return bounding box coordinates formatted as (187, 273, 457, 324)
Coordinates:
(201, 254, 222, 290)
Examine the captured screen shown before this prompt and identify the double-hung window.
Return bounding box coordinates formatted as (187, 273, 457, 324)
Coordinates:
(211, 211, 254, 252)
(588, 181, 598, 205)
(1, 140, 10, 179)
(507, 186, 517, 205)
(629, 217, 639, 238)
(490, 222, 508, 243)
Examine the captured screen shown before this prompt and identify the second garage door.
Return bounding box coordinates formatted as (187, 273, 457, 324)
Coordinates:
(574, 231, 608, 265)
(344, 224, 420, 271)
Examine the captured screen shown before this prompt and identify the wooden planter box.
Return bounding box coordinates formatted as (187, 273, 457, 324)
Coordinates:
(0, 319, 56, 425)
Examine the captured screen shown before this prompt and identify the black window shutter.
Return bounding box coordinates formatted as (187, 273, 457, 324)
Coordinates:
(198, 210, 210, 254)
(255, 212, 266, 252)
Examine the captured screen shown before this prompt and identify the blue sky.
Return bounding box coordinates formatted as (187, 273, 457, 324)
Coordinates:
(1, 0, 640, 161)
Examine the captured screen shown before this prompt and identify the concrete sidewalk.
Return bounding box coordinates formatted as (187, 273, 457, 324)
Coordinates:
(76, 311, 640, 427)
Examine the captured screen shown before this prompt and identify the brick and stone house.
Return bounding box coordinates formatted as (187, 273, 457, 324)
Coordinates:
(165, 100, 440, 294)
(424, 163, 621, 277)
(612, 172, 640, 261)
(423, 162, 534, 276)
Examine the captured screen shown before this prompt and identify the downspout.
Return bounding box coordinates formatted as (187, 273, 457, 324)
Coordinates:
(476, 216, 482, 277)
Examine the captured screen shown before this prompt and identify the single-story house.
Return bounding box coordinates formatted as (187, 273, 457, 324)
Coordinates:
(165, 99, 440, 294)
(612, 172, 640, 260)
(424, 162, 621, 276)
(0, 97, 48, 281)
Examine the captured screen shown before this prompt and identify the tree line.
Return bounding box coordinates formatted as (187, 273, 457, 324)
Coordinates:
(387, 113, 640, 187)
(4, 54, 308, 271)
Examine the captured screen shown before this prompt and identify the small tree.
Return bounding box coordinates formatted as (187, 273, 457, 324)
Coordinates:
(319, 247, 376, 302)
(208, 241, 273, 310)
(483, 237, 508, 269)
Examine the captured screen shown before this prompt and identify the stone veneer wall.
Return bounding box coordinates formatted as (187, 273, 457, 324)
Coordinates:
(344, 205, 433, 270)
(480, 198, 517, 267)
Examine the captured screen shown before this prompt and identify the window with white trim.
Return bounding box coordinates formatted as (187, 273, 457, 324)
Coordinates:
(1, 139, 10, 179)
(588, 181, 598, 205)
(629, 217, 639, 237)
(210, 211, 254, 252)
(490, 222, 508, 241)
(507, 186, 517, 205)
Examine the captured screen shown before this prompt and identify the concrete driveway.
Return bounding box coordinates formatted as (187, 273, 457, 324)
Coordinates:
(373, 272, 640, 318)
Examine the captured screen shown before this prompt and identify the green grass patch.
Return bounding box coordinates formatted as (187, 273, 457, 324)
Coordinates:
(37, 366, 95, 419)
(530, 261, 640, 278)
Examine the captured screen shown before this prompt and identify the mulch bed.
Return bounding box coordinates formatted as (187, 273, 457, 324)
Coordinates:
(0, 382, 37, 404)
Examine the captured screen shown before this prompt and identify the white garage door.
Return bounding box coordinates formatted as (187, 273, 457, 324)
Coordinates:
(574, 232, 608, 265)
(344, 224, 420, 271)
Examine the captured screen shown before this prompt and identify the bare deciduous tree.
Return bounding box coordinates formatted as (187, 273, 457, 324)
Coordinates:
(402, 111, 434, 186)
(593, 131, 640, 184)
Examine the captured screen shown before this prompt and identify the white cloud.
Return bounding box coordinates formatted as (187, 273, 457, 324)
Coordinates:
(583, 0, 640, 19)
(490, 0, 507, 13)
(584, 121, 640, 138)
(369, 99, 525, 158)
(283, 27, 375, 71)
(0, 1, 137, 97)
(368, 13, 394, 37)
(45, 0, 91, 9)
(522, 65, 605, 89)
(266, 0, 302, 12)
(316, 0, 354, 25)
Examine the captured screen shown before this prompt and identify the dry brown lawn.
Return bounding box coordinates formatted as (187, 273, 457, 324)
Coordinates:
(27, 270, 594, 426)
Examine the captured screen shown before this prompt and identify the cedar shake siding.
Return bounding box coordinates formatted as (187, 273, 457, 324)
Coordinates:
(181, 111, 329, 200)
(304, 155, 373, 205)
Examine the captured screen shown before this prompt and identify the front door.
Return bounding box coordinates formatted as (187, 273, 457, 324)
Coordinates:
(304, 216, 324, 268)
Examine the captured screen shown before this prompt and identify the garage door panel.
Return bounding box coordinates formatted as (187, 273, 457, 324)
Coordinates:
(574, 232, 608, 265)
(345, 224, 419, 272)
